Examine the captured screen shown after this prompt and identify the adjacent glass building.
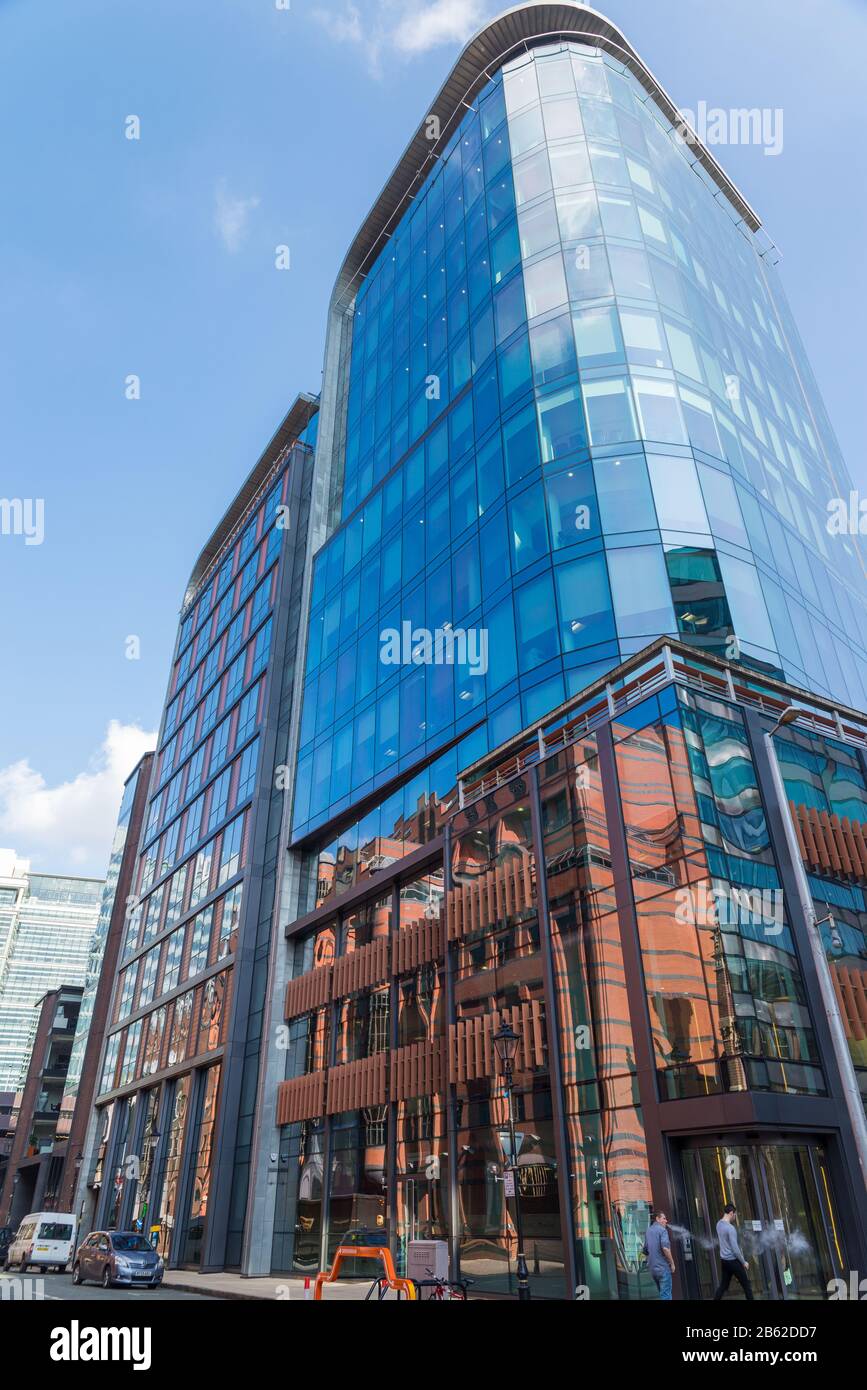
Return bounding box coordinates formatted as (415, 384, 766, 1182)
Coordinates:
(272, 4, 867, 1298)
(0, 853, 103, 1091)
(85, 396, 318, 1268)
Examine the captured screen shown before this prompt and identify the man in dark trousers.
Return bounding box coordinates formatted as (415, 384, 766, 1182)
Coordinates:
(713, 1204, 754, 1300)
(643, 1211, 676, 1299)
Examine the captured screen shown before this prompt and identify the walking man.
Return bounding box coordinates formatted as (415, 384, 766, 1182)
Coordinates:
(713, 1203, 754, 1300)
(643, 1210, 676, 1300)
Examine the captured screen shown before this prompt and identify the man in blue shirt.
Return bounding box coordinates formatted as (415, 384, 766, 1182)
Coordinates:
(643, 1211, 676, 1299)
(713, 1204, 754, 1300)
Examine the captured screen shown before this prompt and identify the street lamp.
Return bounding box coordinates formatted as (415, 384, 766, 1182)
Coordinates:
(493, 1018, 531, 1301)
(765, 706, 867, 1188)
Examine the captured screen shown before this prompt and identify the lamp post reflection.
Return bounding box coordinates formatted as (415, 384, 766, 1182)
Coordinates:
(493, 1018, 531, 1301)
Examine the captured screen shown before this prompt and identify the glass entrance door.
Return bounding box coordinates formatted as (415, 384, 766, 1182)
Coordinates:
(678, 1138, 846, 1300)
(759, 1144, 845, 1299)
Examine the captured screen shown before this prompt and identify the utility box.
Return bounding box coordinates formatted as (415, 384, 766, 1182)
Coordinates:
(407, 1239, 449, 1296)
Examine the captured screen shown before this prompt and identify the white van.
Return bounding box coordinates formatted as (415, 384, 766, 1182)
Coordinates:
(8, 1212, 78, 1272)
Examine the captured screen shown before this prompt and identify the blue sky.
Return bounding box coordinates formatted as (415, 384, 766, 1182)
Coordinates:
(1, 0, 864, 876)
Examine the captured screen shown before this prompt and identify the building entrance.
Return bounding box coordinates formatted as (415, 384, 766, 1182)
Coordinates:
(678, 1138, 846, 1300)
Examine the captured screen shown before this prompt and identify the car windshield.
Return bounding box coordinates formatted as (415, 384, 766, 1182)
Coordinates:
(38, 1223, 73, 1241)
(111, 1235, 153, 1252)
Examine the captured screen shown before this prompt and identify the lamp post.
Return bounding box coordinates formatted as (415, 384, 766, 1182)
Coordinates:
(493, 1018, 531, 1301)
(765, 707, 867, 1190)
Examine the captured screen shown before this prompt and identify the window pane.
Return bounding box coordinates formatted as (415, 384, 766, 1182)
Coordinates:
(517, 200, 560, 259)
(632, 377, 688, 444)
(555, 552, 615, 651)
(607, 545, 675, 638)
(582, 376, 638, 446)
(556, 190, 601, 241)
(620, 310, 668, 368)
(593, 454, 657, 533)
(524, 253, 568, 318)
(537, 383, 587, 462)
(529, 313, 577, 386)
(647, 455, 710, 534)
(545, 462, 599, 549)
(573, 305, 623, 367)
(717, 552, 777, 653)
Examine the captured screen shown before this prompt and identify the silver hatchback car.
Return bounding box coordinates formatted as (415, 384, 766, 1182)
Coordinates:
(72, 1231, 164, 1288)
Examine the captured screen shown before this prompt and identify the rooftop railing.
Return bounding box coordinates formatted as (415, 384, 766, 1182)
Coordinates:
(457, 639, 867, 811)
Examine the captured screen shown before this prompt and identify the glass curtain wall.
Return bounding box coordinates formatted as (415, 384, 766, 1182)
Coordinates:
(295, 40, 867, 847)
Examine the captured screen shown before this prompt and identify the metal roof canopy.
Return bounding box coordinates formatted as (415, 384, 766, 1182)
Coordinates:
(330, 1, 763, 315)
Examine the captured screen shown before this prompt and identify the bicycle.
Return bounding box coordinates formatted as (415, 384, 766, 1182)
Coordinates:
(413, 1274, 473, 1301)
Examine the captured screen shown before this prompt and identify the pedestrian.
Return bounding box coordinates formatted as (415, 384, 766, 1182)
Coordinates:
(643, 1210, 676, 1300)
(713, 1203, 754, 1300)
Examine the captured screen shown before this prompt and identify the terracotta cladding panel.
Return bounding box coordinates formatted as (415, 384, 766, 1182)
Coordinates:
(830, 814, 854, 877)
(325, 1052, 388, 1114)
(160, 1001, 175, 1070)
(392, 915, 445, 974)
(331, 936, 389, 998)
(832, 963, 867, 1042)
(284, 964, 332, 1019)
(792, 803, 867, 884)
(390, 1038, 447, 1101)
(449, 1000, 546, 1084)
(221, 967, 234, 1044)
(180, 922, 193, 980)
(208, 899, 223, 968)
(276, 1070, 327, 1125)
(447, 857, 534, 941)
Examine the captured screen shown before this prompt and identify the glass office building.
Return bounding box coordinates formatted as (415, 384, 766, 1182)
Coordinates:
(271, 5, 867, 1297)
(293, 7, 867, 853)
(0, 857, 103, 1092)
(87, 396, 318, 1269)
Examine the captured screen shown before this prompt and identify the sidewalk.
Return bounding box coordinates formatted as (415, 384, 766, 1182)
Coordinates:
(161, 1270, 376, 1300)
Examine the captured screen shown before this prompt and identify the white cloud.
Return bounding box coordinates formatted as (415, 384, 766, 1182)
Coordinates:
(392, 0, 483, 53)
(314, 0, 486, 77)
(0, 721, 156, 877)
(214, 179, 261, 253)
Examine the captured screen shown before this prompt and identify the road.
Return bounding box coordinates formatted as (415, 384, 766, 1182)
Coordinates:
(0, 1269, 214, 1301)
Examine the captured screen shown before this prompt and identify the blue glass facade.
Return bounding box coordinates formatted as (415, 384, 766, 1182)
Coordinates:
(294, 38, 867, 860)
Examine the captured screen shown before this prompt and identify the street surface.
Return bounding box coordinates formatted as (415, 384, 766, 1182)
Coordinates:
(0, 1269, 214, 1302)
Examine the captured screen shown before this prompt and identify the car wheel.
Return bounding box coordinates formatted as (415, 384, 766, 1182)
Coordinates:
(102, 1267, 112, 1289)
(72, 1263, 82, 1284)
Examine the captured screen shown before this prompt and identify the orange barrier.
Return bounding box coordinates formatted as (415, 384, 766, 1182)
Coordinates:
(313, 1244, 416, 1300)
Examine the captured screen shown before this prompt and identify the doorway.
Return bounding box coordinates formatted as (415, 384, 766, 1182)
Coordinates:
(678, 1137, 846, 1300)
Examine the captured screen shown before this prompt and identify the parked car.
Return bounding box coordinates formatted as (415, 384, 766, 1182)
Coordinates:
(7, 1212, 78, 1272)
(72, 1230, 164, 1288)
(0, 1225, 15, 1268)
